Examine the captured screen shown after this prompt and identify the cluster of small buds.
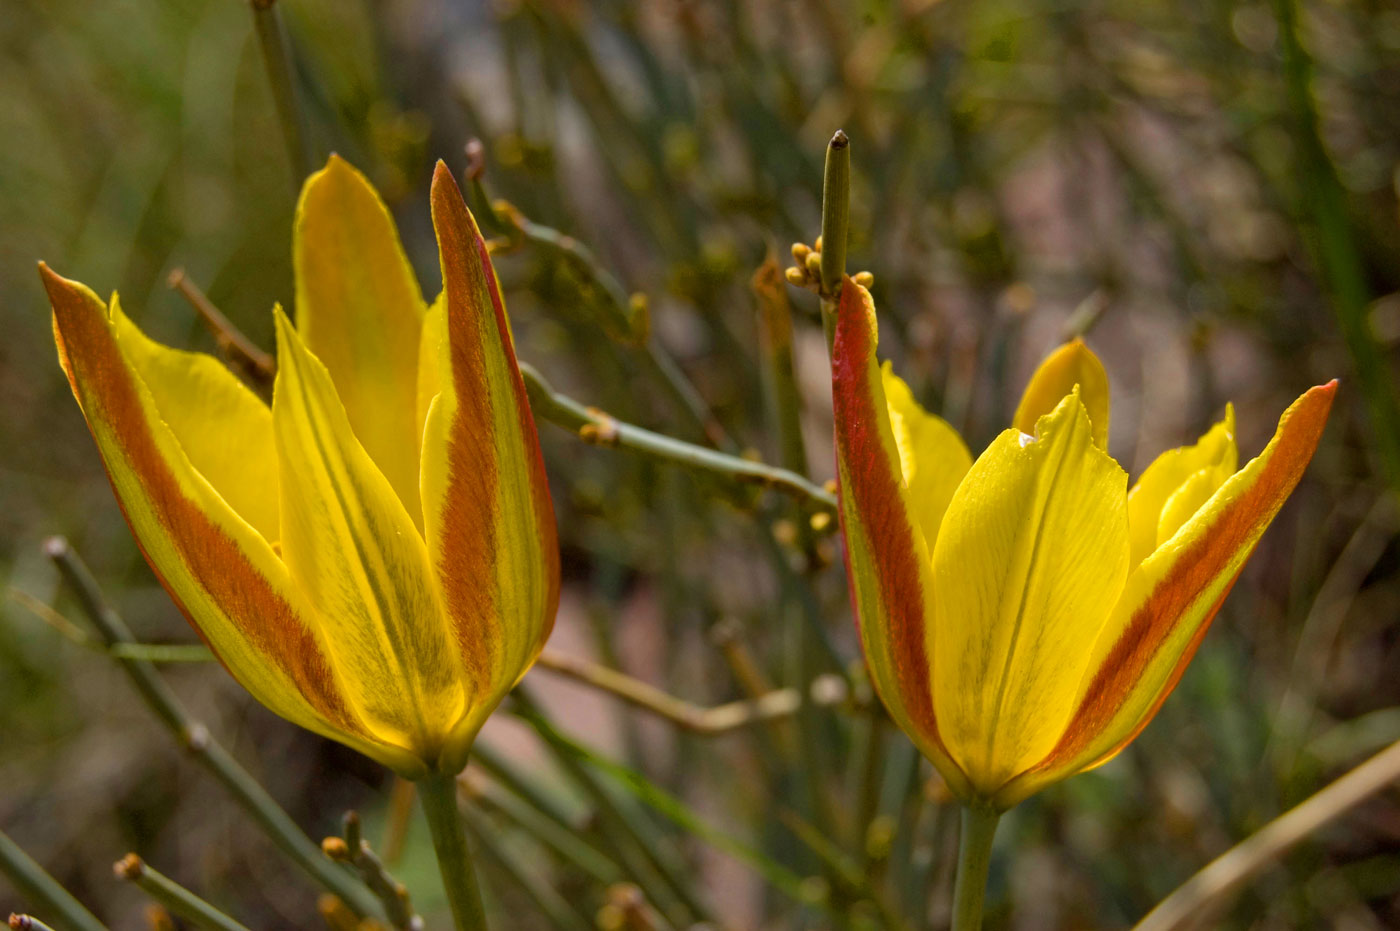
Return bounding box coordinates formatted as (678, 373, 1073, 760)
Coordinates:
(784, 236, 874, 295)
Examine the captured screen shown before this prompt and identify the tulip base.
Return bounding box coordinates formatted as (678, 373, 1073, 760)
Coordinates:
(951, 804, 1001, 931)
(420, 771, 488, 931)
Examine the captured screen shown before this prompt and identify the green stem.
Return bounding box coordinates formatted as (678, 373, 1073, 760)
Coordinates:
(0, 829, 107, 931)
(519, 362, 836, 512)
(115, 855, 251, 931)
(43, 539, 380, 918)
(951, 806, 1001, 931)
(818, 129, 851, 352)
(419, 772, 488, 931)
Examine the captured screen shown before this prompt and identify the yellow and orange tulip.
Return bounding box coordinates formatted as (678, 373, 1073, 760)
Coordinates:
(41, 157, 558, 778)
(832, 278, 1334, 809)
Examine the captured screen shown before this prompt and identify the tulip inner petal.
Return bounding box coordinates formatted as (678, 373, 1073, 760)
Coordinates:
(111, 301, 281, 543)
(1126, 406, 1236, 567)
(932, 391, 1129, 794)
(1012, 339, 1110, 449)
(881, 362, 973, 550)
(272, 308, 466, 759)
(295, 155, 427, 529)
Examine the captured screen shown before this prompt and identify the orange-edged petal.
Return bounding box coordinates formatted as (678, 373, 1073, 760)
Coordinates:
(831, 277, 971, 798)
(272, 308, 465, 764)
(294, 154, 426, 524)
(110, 303, 279, 542)
(422, 162, 560, 775)
(41, 264, 420, 775)
(999, 382, 1336, 808)
(932, 391, 1129, 797)
(1012, 339, 1110, 448)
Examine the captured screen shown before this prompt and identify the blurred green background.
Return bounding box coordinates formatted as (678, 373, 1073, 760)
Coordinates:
(2, 0, 1399, 928)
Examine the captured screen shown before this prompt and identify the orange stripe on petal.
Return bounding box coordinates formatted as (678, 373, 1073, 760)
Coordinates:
(425, 164, 560, 773)
(40, 264, 418, 773)
(832, 277, 966, 794)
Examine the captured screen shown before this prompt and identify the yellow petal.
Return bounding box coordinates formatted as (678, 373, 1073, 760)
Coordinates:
(1127, 406, 1236, 566)
(932, 390, 1129, 797)
(881, 362, 973, 548)
(110, 303, 279, 542)
(272, 307, 466, 762)
(831, 278, 971, 798)
(294, 154, 426, 524)
(1000, 382, 1336, 808)
(421, 162, 560, 774)
(41, 265, 419, 775)
(1012, 339, 1110, 448)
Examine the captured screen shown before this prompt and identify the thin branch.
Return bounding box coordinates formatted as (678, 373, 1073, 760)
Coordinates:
(0, 831, 107, 931)
(44, 538, 380, 918)
(322, 813, 422, 931)
(1134, 737, 1400, 931)
(533, 648, 851, 735)
(166, 269, 275, 383)
(9, 587, 213, 663)
(520, 363, 837, 513)
(114, 855, 251, 931)
(8, 917, 59, 931)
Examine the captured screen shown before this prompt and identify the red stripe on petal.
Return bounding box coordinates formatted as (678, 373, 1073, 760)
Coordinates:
(41, 265, 357, 733)
(832, 278, 945, 754)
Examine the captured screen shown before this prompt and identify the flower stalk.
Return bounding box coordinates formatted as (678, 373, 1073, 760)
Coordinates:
(950, 806, 1000, 931)
(419, 773, 488, 931)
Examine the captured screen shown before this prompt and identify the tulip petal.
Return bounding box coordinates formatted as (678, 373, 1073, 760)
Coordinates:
(40, 265, 418, 773)
(933, 391, 1129, 796)
(1012, 339, 1110, 448)
(831, 278, 970, 796)
(294, 154, 426, 524)
(1127, 406, 1237, 567)
(422, 162, 560, 774)
(1002, 382, 1336, 808)
(272, 308, 466, 761)
(881, 363, 973, 548)
(110, 305, 280, 542)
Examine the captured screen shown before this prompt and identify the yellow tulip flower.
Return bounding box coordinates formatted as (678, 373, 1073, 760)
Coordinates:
(40, 158, 558, 779)
(832, 277, 1335, 810)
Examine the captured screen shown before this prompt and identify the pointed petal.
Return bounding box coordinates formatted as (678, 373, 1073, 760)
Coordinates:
(1127, 406, 1237, 566)
(881, 363, 973, 548)
(40, 265, 418, 773)
(109, 303, 279, 542)
(1002, 382, 1336, 808)
(932, 391, 1129, 796)
(294, 154, 426, 523)
(831, 278, 970, 797)
(1012, 339, 1110, 448)
(423, 163, 560, 774)
(272, 308, 466, 762)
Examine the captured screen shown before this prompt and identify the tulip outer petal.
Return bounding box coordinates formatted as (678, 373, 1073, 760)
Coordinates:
(424, 162, 560, 775)
(832, 277, 970, 798)
(273, 307, 465, 764)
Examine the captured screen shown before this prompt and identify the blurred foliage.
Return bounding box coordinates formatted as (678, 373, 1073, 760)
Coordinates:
(2, 0, 1400, 928)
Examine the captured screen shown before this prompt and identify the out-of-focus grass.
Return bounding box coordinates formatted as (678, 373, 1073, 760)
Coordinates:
(2, 0, 1398, 928)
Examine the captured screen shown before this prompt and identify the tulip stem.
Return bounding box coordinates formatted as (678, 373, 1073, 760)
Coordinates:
(951, 805, 1001, 931)
(419, 772, 489, 931)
